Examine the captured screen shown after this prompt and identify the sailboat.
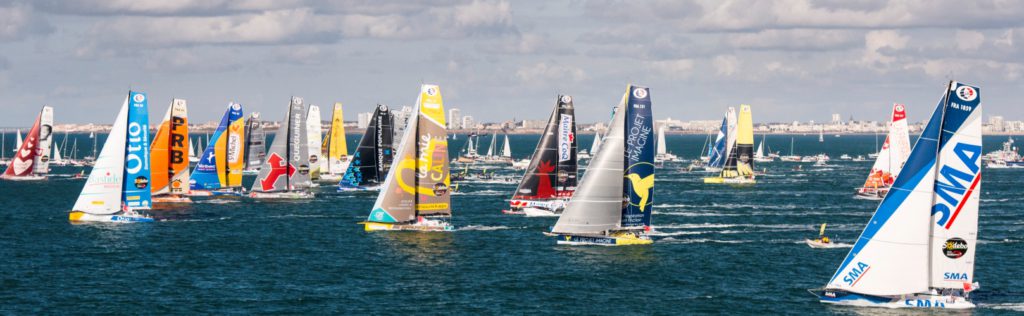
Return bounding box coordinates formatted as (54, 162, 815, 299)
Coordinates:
(856, 103, 912, 200)
(363, 84, 453, 231)
(505, 95, 578, 216)
(819, 128, 825, 142)
(149, 99, 192, 204)
(704, 105, 755, 184)
(243, 112, 266, 175)
(546, 85, 654, 245)
(455, 133, 480, 163)
(338, 104, 394, 191)
(68, 91, 154, 222)
(51, 143, 65, 166)
(188, 136, 199, 164)
(654, 125, 680, 163)
(479, 132, 512, 163)
(319, 103, 350, 182)
(2, 106, 53, 181)
(501, 134, 513, 160)
(780, 137, 802, 162)
(706, 108, 736, 172)
(249, 97, 314, 199)
(812, 81, 982, 309)
(806, 223, 838, 248)
(306, 105, 323, 182)
(753, 135, 774, 163)
(190, 103, 246, 197)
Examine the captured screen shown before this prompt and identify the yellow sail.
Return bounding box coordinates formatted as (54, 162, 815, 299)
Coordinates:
(326, 102, 348, 175)
(819, 223, 827, 236)
(704, 104, 755, 184)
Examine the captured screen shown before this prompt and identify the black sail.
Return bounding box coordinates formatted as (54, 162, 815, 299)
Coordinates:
(339, 105, 393, 187)
(511, 95, 577, 204)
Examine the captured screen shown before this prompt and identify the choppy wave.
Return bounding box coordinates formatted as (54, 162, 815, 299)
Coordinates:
(982, 303, 1024, 311)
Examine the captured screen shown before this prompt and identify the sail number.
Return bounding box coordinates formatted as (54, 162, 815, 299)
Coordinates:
(950, 102, 972, 112)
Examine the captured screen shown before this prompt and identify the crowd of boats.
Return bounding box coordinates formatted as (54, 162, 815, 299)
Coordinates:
(0, 81, 991, 309)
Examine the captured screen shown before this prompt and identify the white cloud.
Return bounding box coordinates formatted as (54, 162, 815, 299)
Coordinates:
(644, 59, 695, 79)
(515, 62, 585, 82)
(862, 30, 909, 66)
(0, 3, 52, 41)
(713, 55, 739, 76)
(954, 30, 985, 51)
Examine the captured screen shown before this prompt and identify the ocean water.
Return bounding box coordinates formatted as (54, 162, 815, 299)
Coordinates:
(1, 134, 1022, 314)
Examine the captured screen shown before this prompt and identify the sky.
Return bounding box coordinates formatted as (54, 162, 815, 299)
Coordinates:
(0, 0, 1022, 127)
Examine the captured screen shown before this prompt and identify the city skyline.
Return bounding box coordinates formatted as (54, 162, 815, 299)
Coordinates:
(1, 1, 1023, 126)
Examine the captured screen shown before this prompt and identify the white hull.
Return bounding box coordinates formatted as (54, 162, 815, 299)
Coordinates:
(0, 175, 47, 181)
(248, 191, 314, 199)
(805, 239, 845, 249)
(318, 174, 344, 182)
(522, 207, 560, 217)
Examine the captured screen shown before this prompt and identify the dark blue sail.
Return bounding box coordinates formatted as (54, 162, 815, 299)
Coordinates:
(621, 85, 654, 229)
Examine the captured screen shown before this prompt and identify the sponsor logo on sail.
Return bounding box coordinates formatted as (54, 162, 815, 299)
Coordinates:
(943, 238, 969, 259)
(955, 86, 977, 102)
(842, 261, 870, 286)
(558, 114, 573, 162)
(931, 142, 981, 229)
(560, 95, 572, 104)
(133, 93, 146, 103)
(134, 176, 149, 189)
(944, 272, 969, 281)
(632, 87, 648, 99)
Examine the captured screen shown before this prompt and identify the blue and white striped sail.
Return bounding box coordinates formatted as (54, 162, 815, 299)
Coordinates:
(707, 117, 728, 168)
(191, 103, 244, 190)
(826, 81, 981, 296)
(708, 108, 736, 169)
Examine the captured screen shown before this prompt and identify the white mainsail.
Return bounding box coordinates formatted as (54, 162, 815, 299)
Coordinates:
(590, 133, 602, 156)
(14, 129, 22, 153)
(826, 81, 982, 297)
(72, 97, 129, 215)
(656, 125, 667, 156)
(551, 94, 627, 234)
(501, 135, 512, 158)
(306, 105, 322, 180)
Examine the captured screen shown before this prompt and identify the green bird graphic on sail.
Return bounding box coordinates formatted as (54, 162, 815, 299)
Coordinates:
(626, 173, 654, 211)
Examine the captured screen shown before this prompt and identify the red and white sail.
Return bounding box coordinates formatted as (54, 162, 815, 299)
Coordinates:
(3, 106, 53, 179)
(860, 104, 911, 192)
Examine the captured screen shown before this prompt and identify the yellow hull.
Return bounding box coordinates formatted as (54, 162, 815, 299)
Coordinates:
(703, 177, 756, 185)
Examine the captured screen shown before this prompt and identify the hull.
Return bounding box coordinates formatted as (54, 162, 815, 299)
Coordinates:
(242, 169, 260, 176)
(152, 195, 193, 204)
(248, 191, 314, 199)
(805, 239, 844, 249)
(337, 185, 381, 192)
(318, 174, 344, 182)
(548, 232, 653, 246)
(522, 207, 560, 217)
(362, 221, 454, 232)
(69, 211, 154, 223)
(853, 187, 887, 200)
(188, 189, 245, 197)
(703, 177, 756, 184)
(0, 175, 47, 181)
(814, 290, 975, 309)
